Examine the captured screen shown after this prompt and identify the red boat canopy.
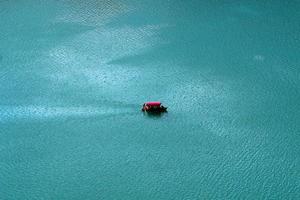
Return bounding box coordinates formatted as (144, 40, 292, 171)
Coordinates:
(145, 102, 161, 106)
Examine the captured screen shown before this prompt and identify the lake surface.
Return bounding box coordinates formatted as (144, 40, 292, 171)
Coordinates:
(1, 0, 299, 199)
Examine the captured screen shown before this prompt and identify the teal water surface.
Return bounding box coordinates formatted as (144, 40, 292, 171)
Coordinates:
(1, 0, 300, 199)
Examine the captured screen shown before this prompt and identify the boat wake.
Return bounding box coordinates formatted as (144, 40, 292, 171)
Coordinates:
(0, 105, 134, 122)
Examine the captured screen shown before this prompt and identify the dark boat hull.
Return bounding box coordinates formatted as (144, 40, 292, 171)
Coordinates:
(142, 107, 167, 113)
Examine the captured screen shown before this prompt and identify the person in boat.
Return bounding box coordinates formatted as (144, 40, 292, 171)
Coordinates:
(161, 105, 167, 111)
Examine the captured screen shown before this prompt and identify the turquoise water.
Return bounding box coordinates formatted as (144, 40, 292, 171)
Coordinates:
(1, 0, 300, 199)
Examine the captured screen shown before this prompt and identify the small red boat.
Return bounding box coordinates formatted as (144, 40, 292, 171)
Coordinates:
(142, 102, 167, 112)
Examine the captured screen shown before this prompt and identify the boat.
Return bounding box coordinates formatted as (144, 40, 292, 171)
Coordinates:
(142, 102, 167, 113)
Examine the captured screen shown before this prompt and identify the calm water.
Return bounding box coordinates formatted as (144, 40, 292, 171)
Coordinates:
(1, 0, 300, 199)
